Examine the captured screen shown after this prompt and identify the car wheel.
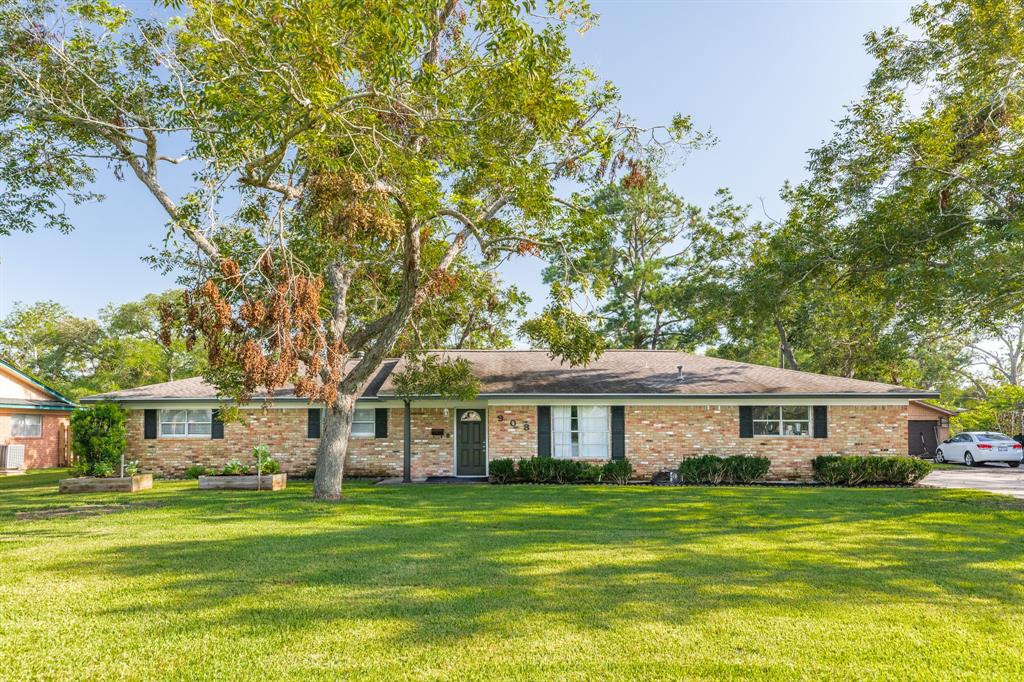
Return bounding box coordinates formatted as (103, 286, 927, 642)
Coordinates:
(1009, 461, 1021, 468)
(934, 450, 945, 464)
(965, 451, 976, 467)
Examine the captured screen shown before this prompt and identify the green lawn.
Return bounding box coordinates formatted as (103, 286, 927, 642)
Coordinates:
(2, 471, 1023, 680)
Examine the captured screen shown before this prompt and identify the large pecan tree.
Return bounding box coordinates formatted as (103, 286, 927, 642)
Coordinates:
(0, 0, 695, 499)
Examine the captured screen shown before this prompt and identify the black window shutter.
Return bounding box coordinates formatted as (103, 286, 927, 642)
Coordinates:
(307, 408, 321, 439)
(739, 406, 754, 439)
(611, 406, 626, 460)
(374, 408, 388, 438)
(537, 406, 552, 458)
(813, 406, 828, 439)
(144, 409, 158, 439)
(211, 409, 224, 439)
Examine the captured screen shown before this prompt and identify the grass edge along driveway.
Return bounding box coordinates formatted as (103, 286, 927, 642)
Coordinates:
(1, 470, 1023, 681)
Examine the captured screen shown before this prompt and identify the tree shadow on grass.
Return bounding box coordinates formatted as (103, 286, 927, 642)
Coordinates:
(43, 483, 1024, 653)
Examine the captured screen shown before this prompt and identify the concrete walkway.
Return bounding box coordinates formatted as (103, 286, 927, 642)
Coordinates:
(920, 464, 1024, 500)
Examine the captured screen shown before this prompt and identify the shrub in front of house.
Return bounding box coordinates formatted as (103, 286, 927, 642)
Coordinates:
(494, 458, 625, 484)
(601, 459, 633, 485)
(70, 402, 128, 477)
(811, 455, 932, 486)
(677, 455, 727, 484)
(676, 455, 771, 484)
(489, 458, 516, 484)
(724, 455, 771, 483)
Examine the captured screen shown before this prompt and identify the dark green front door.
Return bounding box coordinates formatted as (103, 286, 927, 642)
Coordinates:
(456, 409, 486, 476)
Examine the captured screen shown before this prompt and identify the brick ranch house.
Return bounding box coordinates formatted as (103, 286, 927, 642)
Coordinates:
(80, 350, 939, 480)
(1, 359, 75, 470)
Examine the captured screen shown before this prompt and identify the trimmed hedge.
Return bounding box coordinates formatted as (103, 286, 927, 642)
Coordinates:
(489, 458, 516, 484)
(677, 455, 771, 485)
(811, 455, 932, 486)
(488, 457, 632, 484)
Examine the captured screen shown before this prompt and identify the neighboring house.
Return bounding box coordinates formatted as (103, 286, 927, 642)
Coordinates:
(80, 350, 938, 480)
(907, 400, 958, 457)
(0, 359, 76, 469)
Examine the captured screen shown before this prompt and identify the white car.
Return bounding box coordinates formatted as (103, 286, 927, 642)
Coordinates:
(934, 431, 1023, 467)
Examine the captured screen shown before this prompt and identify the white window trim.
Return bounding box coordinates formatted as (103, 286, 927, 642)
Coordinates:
(752, 406, 813, 438)
(11, 413, 43, 438)
(552, 405, 611, 460)
(158, 408, 213, 439)
(351, 407, 376, 439)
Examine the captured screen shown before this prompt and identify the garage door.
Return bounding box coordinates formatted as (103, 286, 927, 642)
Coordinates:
(908, 420, 938, 457)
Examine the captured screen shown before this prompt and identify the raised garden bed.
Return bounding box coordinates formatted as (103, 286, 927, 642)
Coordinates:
(59, 474, 153, 494)
(198, 474, 287, 491)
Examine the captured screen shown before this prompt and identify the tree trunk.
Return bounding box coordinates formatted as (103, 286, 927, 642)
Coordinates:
(774, 319, 800, 371)
(313, 394, 355, 501)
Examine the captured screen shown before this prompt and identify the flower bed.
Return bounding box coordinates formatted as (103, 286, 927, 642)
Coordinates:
(198, 473, 287, 491)
(59, 474, 153, 494)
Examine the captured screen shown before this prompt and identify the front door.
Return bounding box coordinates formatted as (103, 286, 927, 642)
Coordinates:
(456, 409, 486, 476)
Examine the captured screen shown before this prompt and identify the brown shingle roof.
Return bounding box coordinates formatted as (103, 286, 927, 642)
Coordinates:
(378, 350, 934, 397)
(81, 350, 936, 403)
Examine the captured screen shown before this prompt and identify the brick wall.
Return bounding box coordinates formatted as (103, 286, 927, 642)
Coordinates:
(0, 411, 70, 469)
(124, 407, 456, 478)
(623, 404, 906, 479)
(124, 402, 907, 480)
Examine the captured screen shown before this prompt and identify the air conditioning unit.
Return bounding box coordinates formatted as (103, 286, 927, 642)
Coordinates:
(0, 444, 26, 470)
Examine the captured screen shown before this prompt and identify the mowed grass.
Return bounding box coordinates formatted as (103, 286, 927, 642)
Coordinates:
(1, 471, 1023, 681)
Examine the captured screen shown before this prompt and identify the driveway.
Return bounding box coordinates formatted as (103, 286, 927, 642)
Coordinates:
(920, 464, 1024, 500)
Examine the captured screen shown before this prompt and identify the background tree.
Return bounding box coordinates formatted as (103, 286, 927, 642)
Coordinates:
(779, 0, 1024, 333)
(0, 291, 205, 398)
(549, 167, 736, 350)
(1, 0, 696, 500)
(0, 301, 101, 394)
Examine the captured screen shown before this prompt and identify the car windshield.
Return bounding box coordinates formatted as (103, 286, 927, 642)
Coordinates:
(976, 433, 1014, 442)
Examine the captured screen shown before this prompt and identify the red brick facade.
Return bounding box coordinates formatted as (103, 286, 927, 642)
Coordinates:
(124, 407, 458, 479)
(124, 402, 907, 480)
(0, 411, 71, 469)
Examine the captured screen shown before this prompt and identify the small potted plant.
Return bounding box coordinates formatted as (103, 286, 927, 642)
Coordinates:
(197, 444, 287, 491)
(60, 403, 152, 493)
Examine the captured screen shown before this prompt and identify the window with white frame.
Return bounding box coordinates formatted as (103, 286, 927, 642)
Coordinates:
(351, 407, 376, 438)
(11, 414, 42, 437)
(752, 406, 811, 436)
(159, 409, 212, 438)
(552, 405, 610, 458)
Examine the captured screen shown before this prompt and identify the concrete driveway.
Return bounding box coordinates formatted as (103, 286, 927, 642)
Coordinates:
(920, 463, 1024, 500)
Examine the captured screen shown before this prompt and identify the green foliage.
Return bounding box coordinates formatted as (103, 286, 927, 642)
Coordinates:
(488, 458, 516, 484)
(257, 457, 281, 475)
(677, 455, 771, 485)
(70, 402, 127, 477)
(509, 457, 610, 484)
(811, 456, 932, 486)
(576, 462, 604, 484)
(124, 460, 140, 476)
(90, 461, 115, 478)
(184, 465, 207, 479)
(0, 292, 205, 399)
(952, 384, 1024, 435)
(391, 354, 480, 402)
(601, 459, 633, 485)
(549, 170, 739, 350)
(221, 460, 250, 476)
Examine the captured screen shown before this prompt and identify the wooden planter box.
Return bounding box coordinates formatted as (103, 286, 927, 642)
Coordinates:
(59, 474, 153, 494)
(198, 474, 287, 491)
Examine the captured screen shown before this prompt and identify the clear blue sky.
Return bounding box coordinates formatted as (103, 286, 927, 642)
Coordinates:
(0, 0, 914, 320)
